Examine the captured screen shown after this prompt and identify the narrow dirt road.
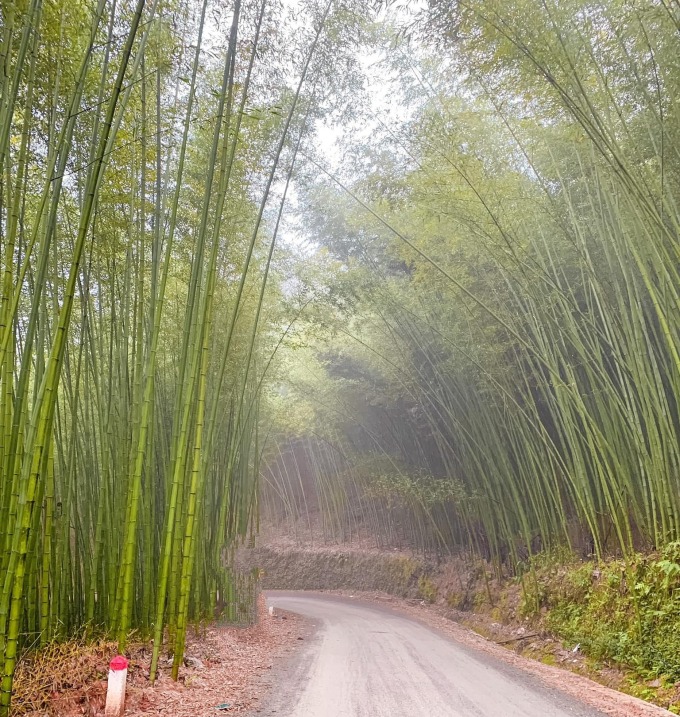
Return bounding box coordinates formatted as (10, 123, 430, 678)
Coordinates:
(258, 592, 670, 717)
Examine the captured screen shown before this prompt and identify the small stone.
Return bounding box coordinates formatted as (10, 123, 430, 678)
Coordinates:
(184, 656, 205, 669)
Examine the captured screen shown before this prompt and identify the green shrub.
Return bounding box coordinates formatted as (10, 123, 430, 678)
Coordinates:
(446, 591, 464, 609)
(418, 575, 439, 603)
(541, 547, 680, 680)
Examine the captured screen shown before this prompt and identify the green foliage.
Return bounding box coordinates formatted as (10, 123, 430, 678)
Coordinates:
(396, 556, 420, 584)
(418, 575, 438, 604)
(445, 591, 464, 609)
(363, 468, 466, 509)
(529, 546, 680, 680)
(262, 0, 680, 588)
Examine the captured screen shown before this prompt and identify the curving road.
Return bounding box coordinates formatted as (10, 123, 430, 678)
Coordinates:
(260, 592, 606, 717)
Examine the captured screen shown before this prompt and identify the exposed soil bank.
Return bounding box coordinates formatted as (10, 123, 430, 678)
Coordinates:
(242, 545, 429, 596)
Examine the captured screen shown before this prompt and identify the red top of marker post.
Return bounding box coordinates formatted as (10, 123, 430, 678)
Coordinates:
(110, 656, 129, 671)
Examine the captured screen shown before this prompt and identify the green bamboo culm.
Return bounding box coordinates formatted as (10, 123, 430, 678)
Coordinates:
(261, 0, 680, 578)
(0, 0, 336, 709)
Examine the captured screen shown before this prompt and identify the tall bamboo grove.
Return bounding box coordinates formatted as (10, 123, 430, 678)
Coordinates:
(261, 0, 680, 573)
(0, 0, 329, 709)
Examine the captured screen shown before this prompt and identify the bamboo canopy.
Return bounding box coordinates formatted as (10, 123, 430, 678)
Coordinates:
(4, 0, 680, 711)
(261, 0, 680, 568)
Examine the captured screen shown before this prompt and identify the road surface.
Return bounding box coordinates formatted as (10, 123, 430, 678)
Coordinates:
(261, 592, 605, 717)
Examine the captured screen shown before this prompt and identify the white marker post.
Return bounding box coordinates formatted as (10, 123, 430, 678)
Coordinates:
(105, 655, 129, 717)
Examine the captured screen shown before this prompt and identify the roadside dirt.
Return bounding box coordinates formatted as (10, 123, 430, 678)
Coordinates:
(125, 601, 307, 717)
(13, 597, 308, 717)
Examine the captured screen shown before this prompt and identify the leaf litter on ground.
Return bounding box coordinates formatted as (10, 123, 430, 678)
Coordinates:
(13, 596, 306, 716)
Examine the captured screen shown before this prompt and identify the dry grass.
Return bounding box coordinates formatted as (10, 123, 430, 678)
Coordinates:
(11, 597, 305, 716)
(11, 636, 149, 716)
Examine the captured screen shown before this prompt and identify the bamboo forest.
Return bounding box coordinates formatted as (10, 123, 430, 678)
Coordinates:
(1, 0, 680, 713)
